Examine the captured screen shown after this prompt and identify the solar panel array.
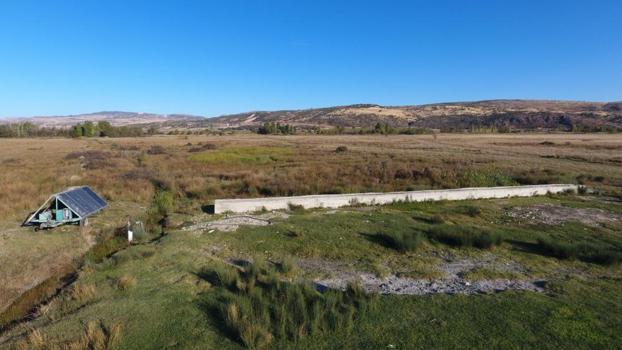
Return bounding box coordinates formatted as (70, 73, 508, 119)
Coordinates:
(57, 186, 107, 218)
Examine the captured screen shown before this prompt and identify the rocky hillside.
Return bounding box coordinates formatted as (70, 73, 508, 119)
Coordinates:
(5, 100, 622, 132)
(208, 100, 622, 132)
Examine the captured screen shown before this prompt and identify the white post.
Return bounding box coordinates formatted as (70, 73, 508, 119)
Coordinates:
(127, 219, 133, 242)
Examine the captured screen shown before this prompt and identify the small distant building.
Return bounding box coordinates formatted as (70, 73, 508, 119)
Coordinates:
(24, 186, 107, 229)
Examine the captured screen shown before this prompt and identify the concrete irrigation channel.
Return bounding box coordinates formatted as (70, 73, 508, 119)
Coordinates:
(214, 184, 579, 214)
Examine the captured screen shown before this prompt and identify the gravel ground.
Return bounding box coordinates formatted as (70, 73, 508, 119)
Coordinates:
(310, 256, 546, 295)
(183, 212, 289, 232)
(507, 203, 619, 227)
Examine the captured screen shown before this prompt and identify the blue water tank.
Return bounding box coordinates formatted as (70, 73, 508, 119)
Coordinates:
(56, 210, 64, 222)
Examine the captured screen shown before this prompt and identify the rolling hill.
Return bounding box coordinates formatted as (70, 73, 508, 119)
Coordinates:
(4, 100, 622, 132)
(206, 100, 622, 132)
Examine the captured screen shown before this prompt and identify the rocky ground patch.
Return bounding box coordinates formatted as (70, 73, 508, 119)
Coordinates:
(183, 212, 289, 232)
(507, 203, 620, 227)
(309, 255, 546, 295)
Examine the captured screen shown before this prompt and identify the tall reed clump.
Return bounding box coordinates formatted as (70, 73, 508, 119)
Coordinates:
(427, 225, 503, 249)
(14, 321, 121, 350)
(202, 262, 377, 349)
(536, 238, 622, 265)
(374, 231, 424, 252)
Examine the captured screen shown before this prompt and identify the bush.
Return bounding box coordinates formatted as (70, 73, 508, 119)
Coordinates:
(116, 275, 137, 290)
(375, 231, 423, 252)
(427, 225, 503, 249)
(287, 203, 305, 212)
(413, 213, 444, 224)
(146, 145, 167, 155)
(198, 264, 240, 290)
(148, 189, 175, 228)
(455, 205, 481, 217)
(202, 263, 376, 348)
(536, 238, 622, 265)
(335, 146, 348, 153)
(188, 143, 218, 152)
(278, 256, 298, 276)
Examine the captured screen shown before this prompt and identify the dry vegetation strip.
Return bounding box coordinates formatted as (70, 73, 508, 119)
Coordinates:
(1, 134, 621, 222)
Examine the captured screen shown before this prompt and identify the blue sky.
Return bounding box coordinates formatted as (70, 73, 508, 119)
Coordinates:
(1, 0, 621, 118)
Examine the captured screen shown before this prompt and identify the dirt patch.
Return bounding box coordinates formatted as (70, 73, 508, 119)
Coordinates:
(507, 204, 620, 227)
(308, 255, 545, 295)
(184, 212, 289, 232)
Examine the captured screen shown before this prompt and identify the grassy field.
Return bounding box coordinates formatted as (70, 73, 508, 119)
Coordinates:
(0, 194, 620, 349)
(0, 134, 621, 349)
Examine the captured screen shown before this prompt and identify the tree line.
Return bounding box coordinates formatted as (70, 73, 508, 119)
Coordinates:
(70, 121, 146, 137)
(257, 122, 297, 135)
(0, 121, 147, 138)
(0, 122, 71, 138)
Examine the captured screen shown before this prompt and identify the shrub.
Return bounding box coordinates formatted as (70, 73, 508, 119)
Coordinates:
(278, 256, 298, 276)
(458, 170, 516, 187)
(428, 225, 503, 249)
(198, 264, 239, 289)
(455, 205, 481, 217)
(116, 275, 137, 291)
(146, 145, 167, 155)
(413, 213, 444, 224)
(375, 231, 423, 252)
(148, 189, 175, 228)
(287, 203, 305, 212)
(188, 143, 218, 152)
(335, 146, 348, 153)
(70, 284, 97, 304)
(429, 214, 445, 224)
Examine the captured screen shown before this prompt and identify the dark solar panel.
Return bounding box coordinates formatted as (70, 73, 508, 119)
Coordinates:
(57, 186, 107, 218)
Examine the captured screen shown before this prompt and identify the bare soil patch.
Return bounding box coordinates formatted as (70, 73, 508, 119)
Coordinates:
(184, 212, 289, 232)
(507, 204, 620, 226)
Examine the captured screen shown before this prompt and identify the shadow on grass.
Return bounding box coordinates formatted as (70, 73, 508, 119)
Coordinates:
(505, 239, 558, 258)
(359, 232, 396, 250)
(201, 205, 215, 214)
(195, 297, 238, 342)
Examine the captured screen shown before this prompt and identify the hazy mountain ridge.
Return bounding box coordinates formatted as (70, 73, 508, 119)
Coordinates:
(4, 111, 204, 128)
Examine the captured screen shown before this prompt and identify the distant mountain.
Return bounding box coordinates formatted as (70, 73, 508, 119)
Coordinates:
(4, 100, 622, 132)
(5, 111, 205, 128)
(206, 100, 622, 132)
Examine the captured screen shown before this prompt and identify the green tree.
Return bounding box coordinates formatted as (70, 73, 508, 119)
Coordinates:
(97, 121, 114, 137)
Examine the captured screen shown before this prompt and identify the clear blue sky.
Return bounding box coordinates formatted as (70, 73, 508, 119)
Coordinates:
(1, 0, 621, 118)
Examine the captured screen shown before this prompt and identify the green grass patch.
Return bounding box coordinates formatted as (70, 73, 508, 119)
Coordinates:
(460, 267, 521, 281)
(188, 146, 294, 164)
(458, 169, 517, 187)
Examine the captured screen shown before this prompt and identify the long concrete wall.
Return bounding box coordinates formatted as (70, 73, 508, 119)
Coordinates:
(214, 184, 578, 214)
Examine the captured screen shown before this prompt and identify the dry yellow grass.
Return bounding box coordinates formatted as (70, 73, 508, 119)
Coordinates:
(116, 275, 137, 291)
(2, 134, 621, 221)
(13, 321, 122, 350)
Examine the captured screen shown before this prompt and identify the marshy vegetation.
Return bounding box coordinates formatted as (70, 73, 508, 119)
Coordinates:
(201, 262, 377, 349)
(536, 238, 622, 265)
